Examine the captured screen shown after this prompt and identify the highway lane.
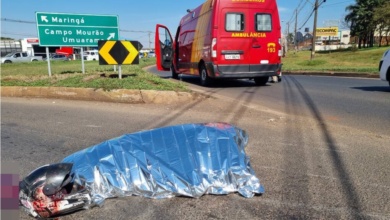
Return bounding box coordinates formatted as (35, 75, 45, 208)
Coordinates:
(148, 66, 390, 137)
(2, 67, 390, 219)
(2, 93, 390, 219)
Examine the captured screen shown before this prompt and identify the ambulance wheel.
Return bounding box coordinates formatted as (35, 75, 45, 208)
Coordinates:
(171, 65, 178, 79)
(254, 77, 268, 86)
(200, 64, 211, 87)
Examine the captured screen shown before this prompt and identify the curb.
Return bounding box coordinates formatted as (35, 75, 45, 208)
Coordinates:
(1, 87, 203, 104)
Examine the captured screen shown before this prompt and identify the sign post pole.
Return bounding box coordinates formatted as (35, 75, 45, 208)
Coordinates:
(81, 47, 85, 74)
(46, 47, 51, 77)
(118, 65, 122, 79)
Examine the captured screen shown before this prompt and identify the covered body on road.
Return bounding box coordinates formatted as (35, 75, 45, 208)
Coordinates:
(19, 123, 263, 218)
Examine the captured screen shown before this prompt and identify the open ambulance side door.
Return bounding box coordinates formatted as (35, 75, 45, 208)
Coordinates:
(155, 24, 173, 71)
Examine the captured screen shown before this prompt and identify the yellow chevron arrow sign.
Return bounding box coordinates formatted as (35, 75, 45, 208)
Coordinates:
(121, 41, 138, 64)
(98, 40, 141, 65)
(98, 41, 117, 65)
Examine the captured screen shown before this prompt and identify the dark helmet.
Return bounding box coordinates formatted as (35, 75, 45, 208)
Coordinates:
(19, 163, 90, 218)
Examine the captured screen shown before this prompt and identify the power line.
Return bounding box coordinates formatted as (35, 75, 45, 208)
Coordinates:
(1, 18, 35, 24)
(1, 32, 37, 37)
(299, 9, 315, 30)
(287, 0, 304, 24)
(321, 0, 354, 7)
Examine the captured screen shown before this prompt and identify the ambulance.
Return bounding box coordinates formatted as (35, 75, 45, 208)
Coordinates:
(155, 0, 282, 86)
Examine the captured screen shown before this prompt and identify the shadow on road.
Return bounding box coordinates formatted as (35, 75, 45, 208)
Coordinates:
(176, 75, 275, 88)
(285, 76, 363, 218)
(282, 76, 311, 218)
(143, 75, 265, 129)
(350, 86, 390, 93)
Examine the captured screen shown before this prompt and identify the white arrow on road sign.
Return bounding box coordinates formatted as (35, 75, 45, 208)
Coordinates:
(107, 33, 116, 40)
(41, 16, 48, 23)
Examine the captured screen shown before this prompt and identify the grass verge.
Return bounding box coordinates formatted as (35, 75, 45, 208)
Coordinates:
(1, 58, 189, 92)
(282, 46, 389, 74)
(1, 47, 389, 91)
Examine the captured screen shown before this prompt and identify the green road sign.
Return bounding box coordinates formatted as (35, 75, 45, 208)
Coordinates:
(36, 12, 119, 47)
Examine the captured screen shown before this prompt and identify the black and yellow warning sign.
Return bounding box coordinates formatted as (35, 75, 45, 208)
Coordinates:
(98, 40, 142, 65)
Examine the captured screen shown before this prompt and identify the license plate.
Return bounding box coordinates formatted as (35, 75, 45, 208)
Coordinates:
(225, 54, 240, 59)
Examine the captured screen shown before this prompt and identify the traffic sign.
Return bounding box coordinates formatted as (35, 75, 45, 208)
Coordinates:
(36, 12, 119, 47)
(98, 40, 142, 65)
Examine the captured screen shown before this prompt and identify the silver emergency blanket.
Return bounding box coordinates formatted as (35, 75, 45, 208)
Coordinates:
(62, 123, 264, 206)
(19, 123, 264, 218)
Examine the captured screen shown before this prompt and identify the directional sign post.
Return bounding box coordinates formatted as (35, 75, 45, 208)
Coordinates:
(36, 12, 119, 75)
(36, 12, 119, 46)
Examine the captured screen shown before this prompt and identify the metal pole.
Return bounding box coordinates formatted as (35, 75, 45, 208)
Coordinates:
(46, 47, 51, 77)
(81, 47, 85, 74)
(294, 9, 298, 52)
(287, 22, 290, 43)
(311, 0, 319, 60)
(118, 65, 122, 79)
(148, 32, 152, 50)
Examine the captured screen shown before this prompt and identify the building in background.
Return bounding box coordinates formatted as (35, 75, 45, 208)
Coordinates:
(1, 38, 87, 59)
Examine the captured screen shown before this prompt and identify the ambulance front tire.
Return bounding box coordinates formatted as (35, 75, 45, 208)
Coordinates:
(200, 64, 212, 87)
(254, 77, 269, 86)
(171, 65, 178, 79)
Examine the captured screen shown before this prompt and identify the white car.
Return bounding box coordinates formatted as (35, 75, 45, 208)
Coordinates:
(379, 49, 390, 86)
(83, 50, 99, 61)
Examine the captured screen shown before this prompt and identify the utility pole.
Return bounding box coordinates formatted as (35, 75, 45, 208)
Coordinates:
(311, 0, 319, 60)
(294, 9, 298, 52)
(286, 22, 290, 44)
(148, 32, 152, 50)
(311, 0, 326, 60)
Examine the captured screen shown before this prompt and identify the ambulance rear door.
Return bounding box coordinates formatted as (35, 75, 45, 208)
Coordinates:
(217, 6, 251, 71)
(248, 7, 281, 66)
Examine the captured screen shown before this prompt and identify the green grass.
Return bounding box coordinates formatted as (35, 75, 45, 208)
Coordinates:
(1, 47, 389, 91)
(282, 46, 389, 73)
(1, 58, 189, 92)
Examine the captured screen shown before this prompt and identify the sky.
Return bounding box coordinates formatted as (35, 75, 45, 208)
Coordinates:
(1, 0, 356, 49)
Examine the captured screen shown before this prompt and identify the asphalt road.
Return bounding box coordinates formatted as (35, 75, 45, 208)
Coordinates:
(2, 81, 390, 220)
(148, 66, 390, 137)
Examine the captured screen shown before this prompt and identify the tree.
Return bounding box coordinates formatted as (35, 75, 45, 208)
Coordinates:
(373, 1, 390, 46)
(287, 33, 294, 45)
(344, 0, 384, 48)
(1, 37, 14, 40)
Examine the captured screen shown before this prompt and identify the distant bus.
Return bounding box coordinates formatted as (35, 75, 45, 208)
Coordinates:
(155, 0, 282, 86)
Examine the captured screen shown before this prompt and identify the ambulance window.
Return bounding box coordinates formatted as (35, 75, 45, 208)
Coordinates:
(226, 13, 244, 31)
(256, 14, 272, 31)
(159, 28, 172, 47)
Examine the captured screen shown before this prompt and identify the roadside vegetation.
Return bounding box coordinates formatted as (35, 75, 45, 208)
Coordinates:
(1, 47, 388, 90)
(282, 46, 388, 73)
(1, 58, 189, 92)
(344, 0, 390, 48)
